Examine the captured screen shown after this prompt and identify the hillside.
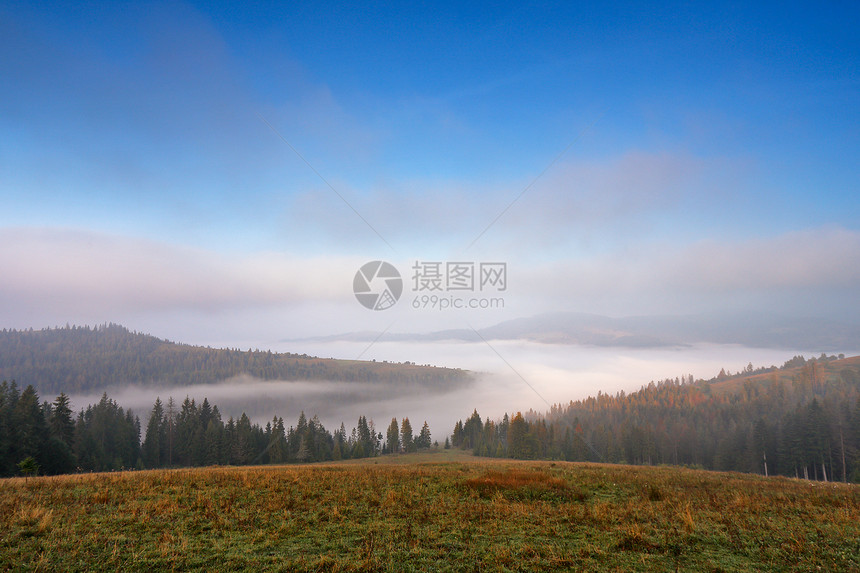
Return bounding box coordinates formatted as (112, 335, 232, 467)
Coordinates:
(452, 353, 860, 481)
(1, 455, 858, 571)
(0, 324, 470, 395)
(707, 353, 860, 394)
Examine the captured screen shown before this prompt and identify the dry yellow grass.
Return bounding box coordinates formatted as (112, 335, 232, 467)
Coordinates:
(1, 453, 858, 571)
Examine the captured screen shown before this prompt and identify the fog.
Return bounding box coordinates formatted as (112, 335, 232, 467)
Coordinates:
(66, 340, 824, 441)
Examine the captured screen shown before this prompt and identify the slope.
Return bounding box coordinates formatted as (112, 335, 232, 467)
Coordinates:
(0, 324, 469, 395)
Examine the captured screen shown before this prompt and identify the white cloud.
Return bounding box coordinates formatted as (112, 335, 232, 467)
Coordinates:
(666, 227, 860, 290)
(2, 225, 857, 341)
(517, 226, 860, 316)
(277, 150, 743, 256)
(523, 151, 708, 221)
(0, 228, 355, 314)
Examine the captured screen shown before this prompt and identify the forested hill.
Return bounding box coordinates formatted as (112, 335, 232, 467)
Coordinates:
(452, 353, 860, 482)
(0, 324, 469, 395)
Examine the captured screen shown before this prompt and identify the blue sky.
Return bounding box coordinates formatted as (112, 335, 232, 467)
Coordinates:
(1, 1, 859, 344)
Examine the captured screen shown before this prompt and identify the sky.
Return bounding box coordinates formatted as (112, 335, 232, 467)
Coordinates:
(2, 0, 859, 352)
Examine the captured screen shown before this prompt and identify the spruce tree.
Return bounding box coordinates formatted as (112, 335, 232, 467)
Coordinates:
(401, 418, 415, 453)
(142, 398, 165, 468)
(417, 421, 431, 449)
(386, 418, 400, 453)
(49, 393, 75, 448)
(15, 386, 48, 466)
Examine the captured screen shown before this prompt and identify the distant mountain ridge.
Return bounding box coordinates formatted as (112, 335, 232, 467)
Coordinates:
(293, 312, 860, 351)
(0, 324, 469, 396)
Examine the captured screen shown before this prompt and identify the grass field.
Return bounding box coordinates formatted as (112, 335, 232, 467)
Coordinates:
(2, 450, 858, 572)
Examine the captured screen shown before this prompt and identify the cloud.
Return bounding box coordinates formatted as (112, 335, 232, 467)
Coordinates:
(664, 227, 860, 291)
(517, 226, 860, 316)
(0, 228, 358, 316)
(5, 224, 857, 342)
(521, 151, 708, 222)
(277, 150, 743, 255)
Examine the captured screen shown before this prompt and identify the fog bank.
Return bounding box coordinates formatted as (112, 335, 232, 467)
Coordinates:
(64, 341, 831, 441)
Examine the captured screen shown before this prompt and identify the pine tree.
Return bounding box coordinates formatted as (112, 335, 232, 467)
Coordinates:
(416, 421, 431, 449)
(452, 420, 463, 447)
(142, 398, 165, 468)
(462, 410, 483, 449)
(15, 386, 48, 466)
(18, 456, 39, 479)
(386, 418, 400, 453)
(204, 419, 223, 466)
(508, 412, 529, 459)
(49, 393, 75, 448)
(224, 417, 237, 465)
(74, 393, 140, 471)
(234, 413, 253, 464)
(401, 418, 415, 453)
(268, 416, 286, 464)
(296, 436, 309, 463)
(165, 396, 176, 466)
(357, 416, 372, 457)
(174, 397, 198, 467)
(335, 422, 349, 460)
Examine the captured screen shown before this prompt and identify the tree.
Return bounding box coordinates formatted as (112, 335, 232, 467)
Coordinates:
(416, 421, 431, 449)
(267, 416, 286, 464)
(142, 398, 165, 468)
(308, 415, 333, 462)
(49, 393, 75, 448)
(386, 418, 400, 453)
(507, 412, 530, 459)
(204, 419, 224, 466)
(334, 422, 348, 460)
(232, 413, 254, 464)
(41, 435, 76, 475)
(0, 381, 20, 475)
(368, 419, 381, 456)
(8, 385, 51, 473)
(462, 410, 483, 449)
(42, 393, 77, 475)
(295, 436, 309, 463)
(15, 386, 48, 463)
(174, 397, 199, 466)
(165, 396, 176, 466)
(356, 416, 373, 458)
(74, 393, 140, 472)
(18, 456, 39, 479)
(401, 418, 415, 453)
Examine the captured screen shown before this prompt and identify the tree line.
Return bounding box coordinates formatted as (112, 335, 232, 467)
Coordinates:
(451, 354, 860, 482)
(140, 395, 434, 468)
(0, 324, 469, 395)
(0, 380, 434, 477)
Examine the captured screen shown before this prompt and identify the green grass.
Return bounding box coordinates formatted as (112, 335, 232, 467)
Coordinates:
(2, 451, 858, 571)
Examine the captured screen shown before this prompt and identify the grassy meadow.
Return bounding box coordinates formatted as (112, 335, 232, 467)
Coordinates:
(1, 450, 858, 572)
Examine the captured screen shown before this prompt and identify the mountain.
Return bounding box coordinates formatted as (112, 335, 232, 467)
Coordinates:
(480, 311, 860, 349)
(0, 324, 470, 396)
(295, 311, 860, 350)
